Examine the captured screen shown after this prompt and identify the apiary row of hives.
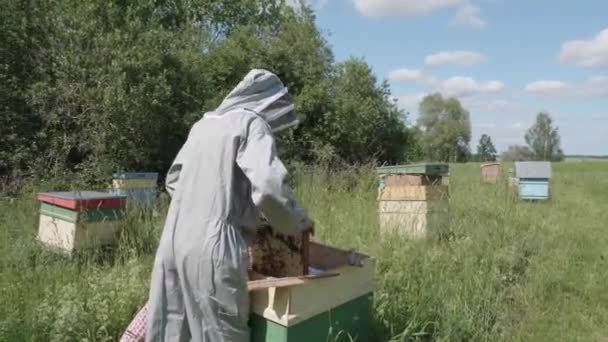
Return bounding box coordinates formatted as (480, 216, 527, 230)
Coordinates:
(377, 163, 450, 239)
(36, 187, 374, 342)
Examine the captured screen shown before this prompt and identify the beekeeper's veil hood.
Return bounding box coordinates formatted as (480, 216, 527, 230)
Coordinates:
(216, 69, 299, 133)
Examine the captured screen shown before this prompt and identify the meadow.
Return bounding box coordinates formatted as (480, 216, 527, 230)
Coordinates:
(1, 162, 607, 341)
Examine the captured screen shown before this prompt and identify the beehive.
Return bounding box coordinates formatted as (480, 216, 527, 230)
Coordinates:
(480, 163, 501, 183)
(248, 222, 310, 278)
(37, 191, 127, 254)
(121, 241, 374, 342)
(111, 172, 158, 209)
(514, 162, 552, 200)
(377, 163, 450, 238)
(249, 242, 374, 342)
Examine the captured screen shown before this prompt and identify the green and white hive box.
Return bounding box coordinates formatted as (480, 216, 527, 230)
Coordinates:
(37, 191, 127, 254)
(111, 172, 158, 209)
(376, 163, 450, 238)
(249, 242, 375, 342)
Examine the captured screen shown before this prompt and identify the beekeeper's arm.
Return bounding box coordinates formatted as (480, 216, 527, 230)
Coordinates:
(236, 117, 310, 235)
(165, 159, 182, 198)
(166, 126, 194, 197)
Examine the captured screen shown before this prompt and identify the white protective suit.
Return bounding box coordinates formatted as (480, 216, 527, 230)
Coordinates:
(145, 69, 310, 342)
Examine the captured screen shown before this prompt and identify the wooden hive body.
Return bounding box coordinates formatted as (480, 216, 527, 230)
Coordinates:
(119, 241, 371, 342)
(112, 172, 158, 209)
(36, 191, 126, 254)
(249, 242, 374, 342)
(248, 222, 309, 278)
(480, 163, 501, 183)
(377, 164, 450, 239)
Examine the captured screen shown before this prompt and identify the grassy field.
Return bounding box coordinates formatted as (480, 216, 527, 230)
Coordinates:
(1, 162, 607, 341)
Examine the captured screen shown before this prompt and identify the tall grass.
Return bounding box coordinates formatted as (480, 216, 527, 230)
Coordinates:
(1, 162, 608, 341)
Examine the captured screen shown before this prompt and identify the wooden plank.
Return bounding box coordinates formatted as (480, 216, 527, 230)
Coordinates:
(379, 200, 448, 213)
(287, 260, 374, 326)
(37, 214, 119, 253)
(248, 277, 306, 291)
(383, 174, 443, 186)
(112, 179, 157, 189)
(481, 164, 501, 183)
(37, 214, 76, 253)
(247, 272, 339, 291)
(380, 212, 449, 238)
(378, 185, 449, 201)
(308, 241, 368, 269)
(250, 260, 374, 327)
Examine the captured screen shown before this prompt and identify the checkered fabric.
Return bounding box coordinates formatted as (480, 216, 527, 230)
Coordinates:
(120, 302, 148, 342)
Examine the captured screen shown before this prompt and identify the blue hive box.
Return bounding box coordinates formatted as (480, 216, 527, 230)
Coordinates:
(111, 172, 158, 209)
(514, 162, 552, 200)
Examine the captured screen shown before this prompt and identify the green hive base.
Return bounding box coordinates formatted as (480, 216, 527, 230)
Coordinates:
(251, 293, 373, 342)
(249, 242, 375, 342)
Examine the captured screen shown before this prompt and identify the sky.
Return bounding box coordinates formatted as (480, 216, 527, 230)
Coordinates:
(302, 0, 608, 155)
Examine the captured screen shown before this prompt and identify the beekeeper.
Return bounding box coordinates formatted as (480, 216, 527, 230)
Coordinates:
(146, 69, 313, 342)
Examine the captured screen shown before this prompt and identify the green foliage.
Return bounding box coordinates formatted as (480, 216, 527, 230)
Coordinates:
(417, 93, 472, 162)
(525, 112, 564, 162)
(327, 59, 411, 165)
(500, 145, 534, 161)
(0, 0, 51, 178)
(476, 134, 497, 162)
(1, 0, 414, 186)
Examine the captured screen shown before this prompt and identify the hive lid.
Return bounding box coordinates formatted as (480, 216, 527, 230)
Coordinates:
(377, 163, 449, 176)
(480, 163, 500, 168)
(112, 172, 159, 180)
(37, 191, 127, 210)
(515, 161, 552, 179)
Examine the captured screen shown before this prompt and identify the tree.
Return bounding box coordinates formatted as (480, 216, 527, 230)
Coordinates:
(476, 134, 497, 162)
(417, 93, 471, 162)
(500, 145, 533, 161)
(324, 58, 410, 164)
(525, 112, 564, 161)
(0, 0, 413, 187)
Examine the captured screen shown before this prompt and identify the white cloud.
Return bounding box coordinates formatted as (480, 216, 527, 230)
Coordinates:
(425, 50, 487, 66)
(462, 98, 525, 113)
(388, 68, 424, 81)
(352, 0, 465, 17)
(392, 73, 507, 112)
(452, 3, 486, 29)
(438, 76, 505, 97)
(525, 77, 608, 98)
(509, 122, 524, 129)
(352, 0, 486, 29)
(394, 78, 506, 111)
(286, 0, 329, 10)
(474, 122, 496, 129)
(394, 93, 426, 111)
(559, 28, 608, 67)
(524, 80, 568, 95)
(591, 113, 608, 120)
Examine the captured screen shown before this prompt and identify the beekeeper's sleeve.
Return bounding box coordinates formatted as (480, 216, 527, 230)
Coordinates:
(236, 117, 309, 235)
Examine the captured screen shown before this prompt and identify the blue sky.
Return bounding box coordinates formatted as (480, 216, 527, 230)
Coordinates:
(304, 0, 608, 155)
